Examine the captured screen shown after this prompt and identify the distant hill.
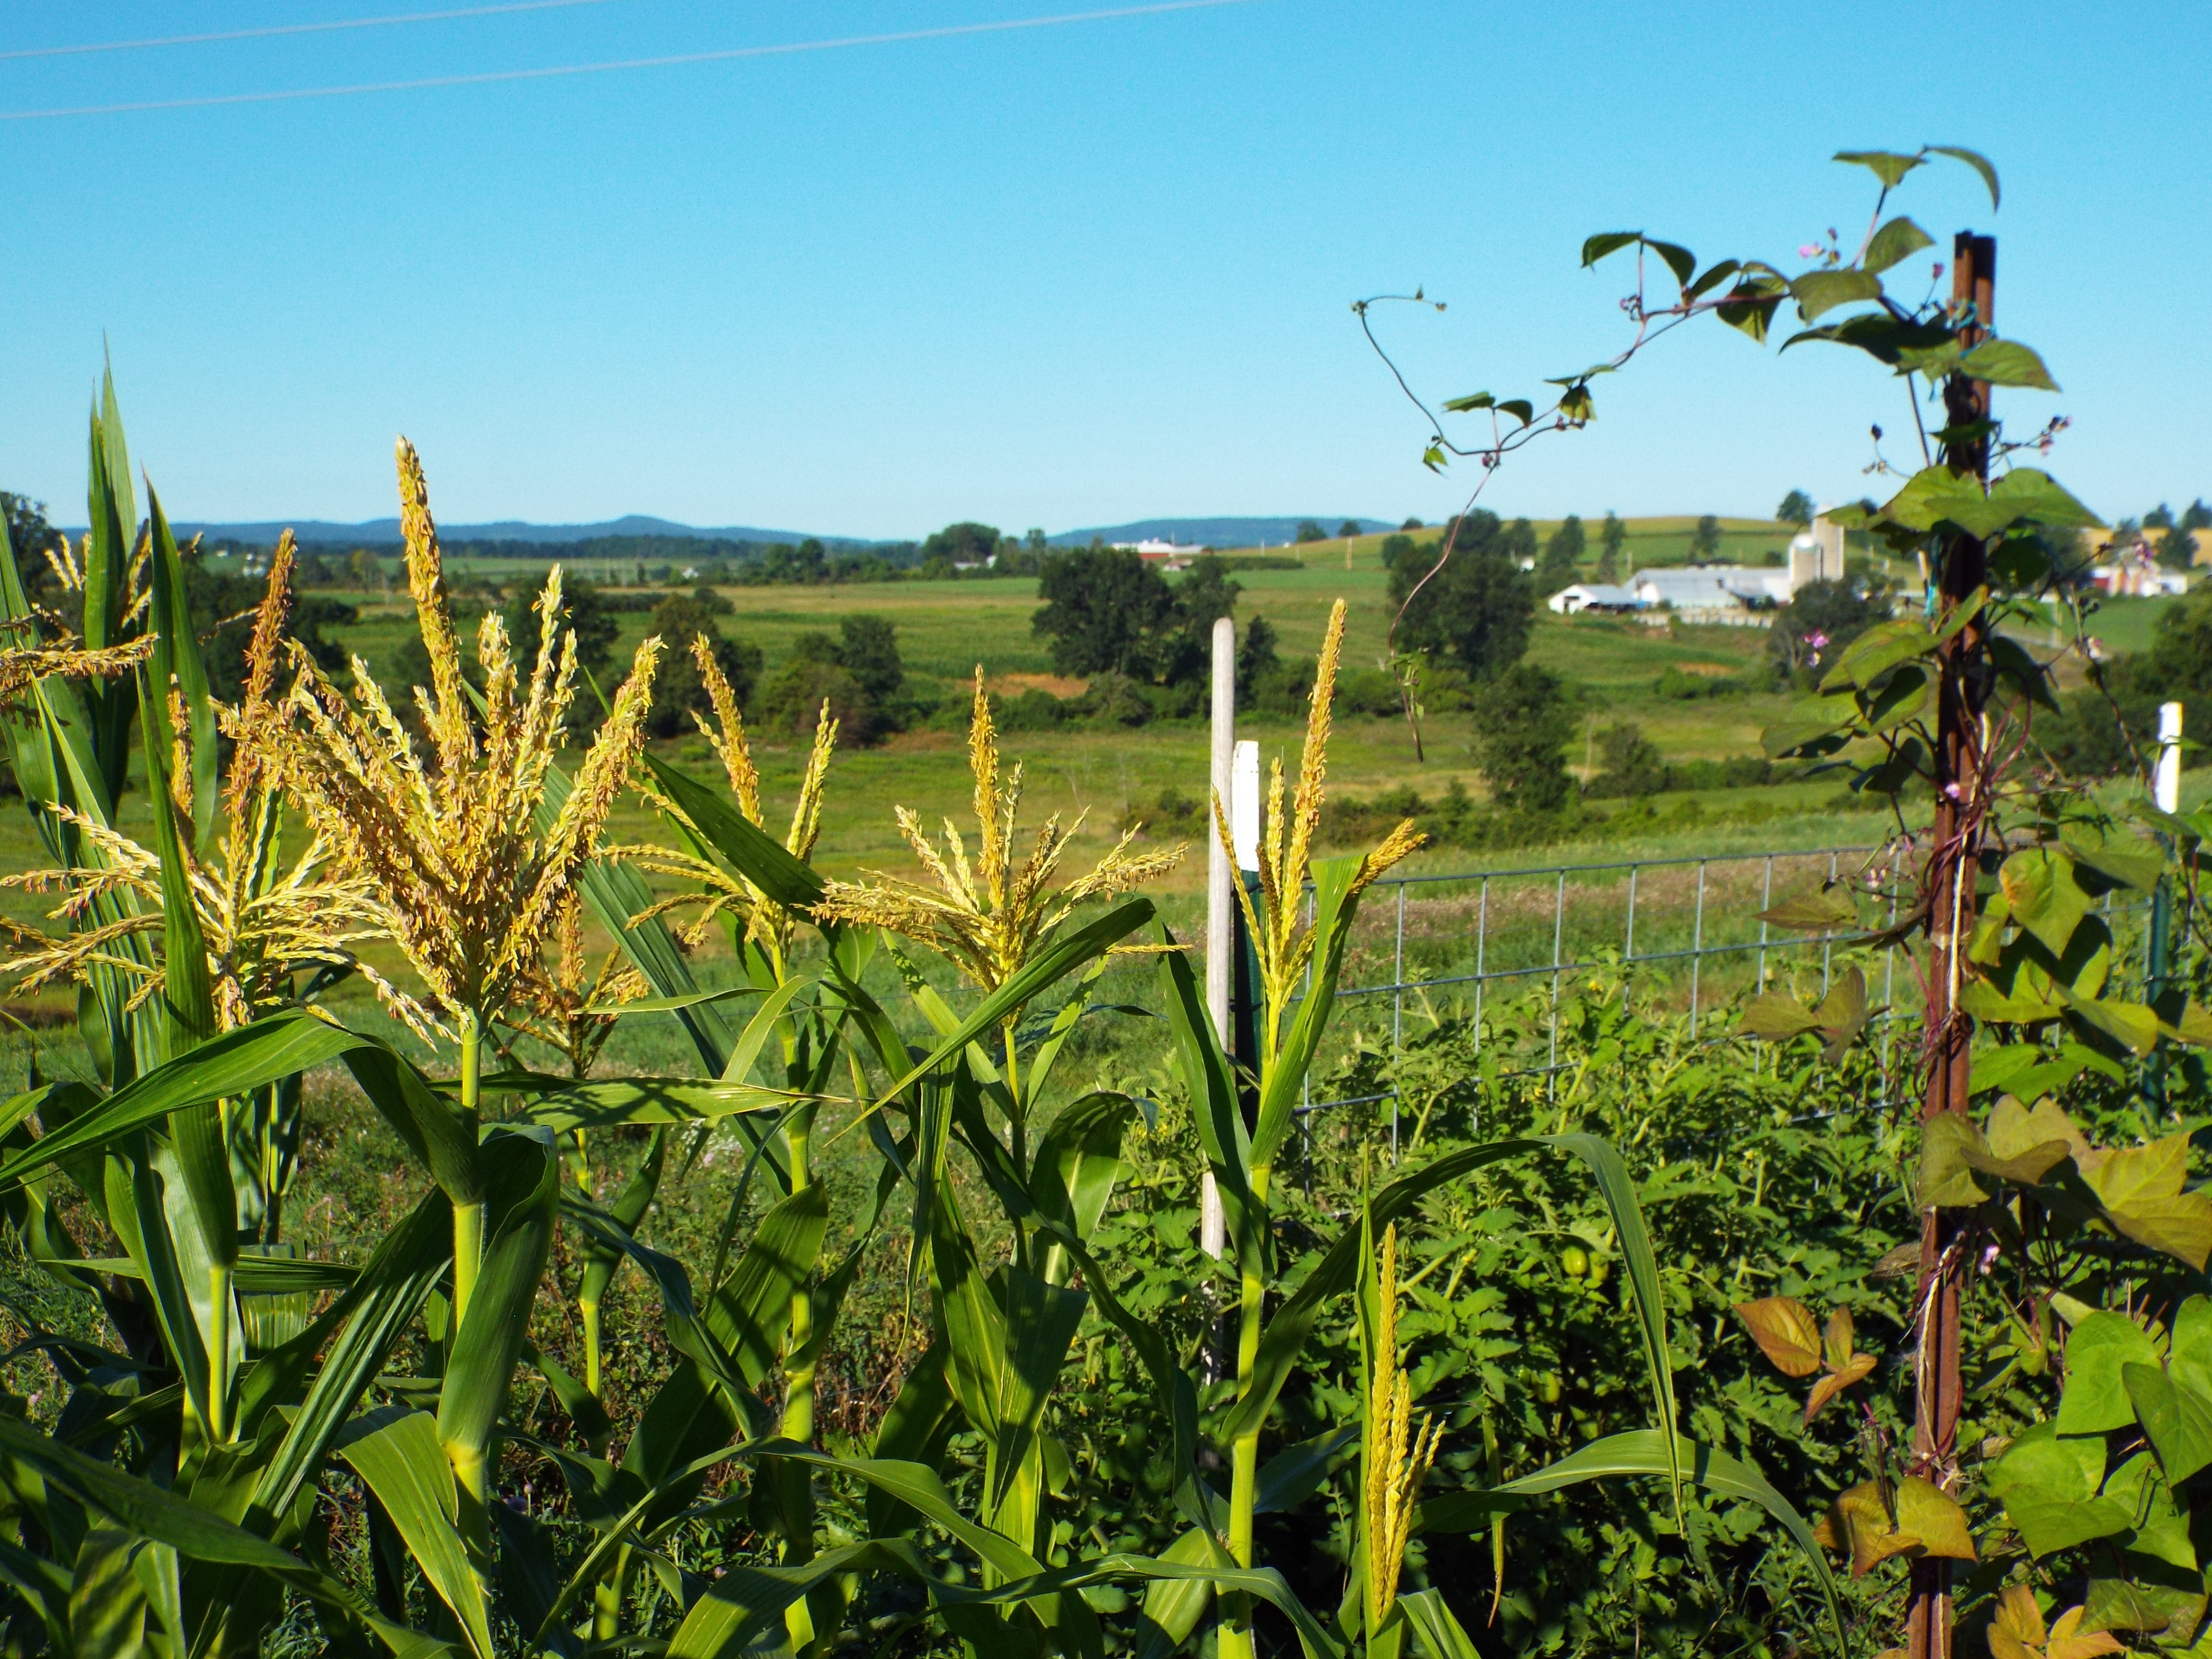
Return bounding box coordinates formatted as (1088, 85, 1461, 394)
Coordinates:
(1048, 517, 1396, 549)
(132, 513, 1403, 554)
(169, 515, 880, 550)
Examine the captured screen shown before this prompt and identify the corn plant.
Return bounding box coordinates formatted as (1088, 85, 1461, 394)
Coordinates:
(0, 388, 1848, 1656)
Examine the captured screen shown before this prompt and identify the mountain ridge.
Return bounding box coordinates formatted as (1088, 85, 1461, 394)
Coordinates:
(117, 513, 1401, 551)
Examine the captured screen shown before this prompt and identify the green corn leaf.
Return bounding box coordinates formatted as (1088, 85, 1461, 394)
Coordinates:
(1545, 1133, 1681, 1511)
(1257, 1424, 1359, 1515)
(663, 1526, 1337, 1659)
(871, 898, 1154, 1113)
(642, 751, 825, 911)
(82, 372, 133, 654)
(986, 1267, 1089, 1515)
(496, 1073, 798, 1133)
(0, 1411, 446, 1658)
(336, 1407, 493, 1659)
(1134, 1526, 1226, 1659)
(1153, 919, 1253, 1220)
(144, 487, 218, 854)
(69, 1527, 149, 1657)
(1253, 856, 1364, 1169)
(436, 1131, 559, 1474)
(541, 757, 740, 1076)
(868, 1344, 957, 1535)
(711, 1179, 827, 1389)
(0, 1011, 365, 1190)
(240, 1188, 451, 1532)
(1029, 1090, 1138, 1272)
(101, 1135, 223, 1436)
(1498, 1430, 1840, 1650)
(1397, 1589, 1480, 1659)
(577, 1126, 666, 1316)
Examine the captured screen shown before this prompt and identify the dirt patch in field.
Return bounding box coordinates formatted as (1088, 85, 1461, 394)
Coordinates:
(988, 673, 1089, 698)
(879, 730, 959, 753)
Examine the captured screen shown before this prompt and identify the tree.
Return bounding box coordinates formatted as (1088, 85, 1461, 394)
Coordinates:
(760, 653, 871, 743)
(645, 593, 761, 737)
(1401, 517, 1424, 531)
(1539, 514, 1585, 589)
(1336, 519, 1361, 539)
(921, 522, 1001, 567)
(1032, 546, 1180, 680)
(1597, 511, 1625, 582)
(835, 613, 904, 706)
(348, 546, 386, 590)
(0, 492, 62, 577)
(1776, 489, 1815, 525)
(1385, 513, 1534, 680)
(1770, 576, 1889, 680)
(1591, 721, 1668, 797)
(1235, 613, 1278, 705)
(1691, 514, 1723, 560)
(1470, 661, 1574, 810)
(1294, 519, 1328, 544)
(1503, 517, 1538, 569)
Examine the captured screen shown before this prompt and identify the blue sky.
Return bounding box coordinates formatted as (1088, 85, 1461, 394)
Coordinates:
(2, 0, 2204, 538)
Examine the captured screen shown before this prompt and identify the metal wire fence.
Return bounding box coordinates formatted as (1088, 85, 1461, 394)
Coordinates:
(1286, 841, 2155, 1137)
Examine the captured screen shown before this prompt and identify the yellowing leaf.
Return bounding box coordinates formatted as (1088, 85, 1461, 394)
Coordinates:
(1805, 1353, 1876, 1424)
(1920, 1113, 1993, 1209)
(2046, 1606, 2125, 1659)
(2082, 1134, 2189, 1209)
(1822, 1306, 1856, 1373)
(1825, 1480, 1916, 1576)
(1986, 1096, 2092, 1166)
(1732, 1297, 1823, 1378)
(1894, 1476, 1977, 1562)
(2104, 1195, 2212, 1272)
(1992, 1583, 2048, 1650)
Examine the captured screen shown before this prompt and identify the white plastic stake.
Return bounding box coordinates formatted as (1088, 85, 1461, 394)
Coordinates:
(1232, 741, 1261, 873)
(2158, 701, 2184, 814)
(1201, 619, 1236, 1260)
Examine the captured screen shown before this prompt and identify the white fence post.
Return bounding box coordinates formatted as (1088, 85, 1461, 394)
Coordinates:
(1201, 618, 1235, 1260)
(2158, 701, 2184, 814)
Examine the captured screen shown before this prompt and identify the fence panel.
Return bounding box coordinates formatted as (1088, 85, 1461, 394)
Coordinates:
(1282, 841, 2153, 1142)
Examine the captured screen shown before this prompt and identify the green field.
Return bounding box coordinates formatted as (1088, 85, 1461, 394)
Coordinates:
(260, 523, 2196, 896)
(7, 525, 2185, 1065)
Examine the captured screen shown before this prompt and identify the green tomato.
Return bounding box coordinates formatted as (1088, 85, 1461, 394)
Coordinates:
(1587, 1255, 1611, 1288)
(1560, 1245, 1589, 1278)
(1539, 1371, 1563, 1405)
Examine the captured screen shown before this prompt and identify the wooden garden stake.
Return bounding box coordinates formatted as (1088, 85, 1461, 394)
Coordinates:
(1906, 229, 1996, 1659)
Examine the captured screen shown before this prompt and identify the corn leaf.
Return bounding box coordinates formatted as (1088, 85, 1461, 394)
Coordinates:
(872, 898, 1154, 1113)
(336, 1407, 493, 1659)
(1251, 857, 1364, 1170)
(0, 1411, 446, 1658)
(436, 1131, 559, 1473)
(1498, 1430, 1841, 1648)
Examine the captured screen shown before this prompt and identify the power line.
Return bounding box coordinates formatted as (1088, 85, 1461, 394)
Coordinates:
(0, 0, 636, 63)
(0, 0, 1266, 121)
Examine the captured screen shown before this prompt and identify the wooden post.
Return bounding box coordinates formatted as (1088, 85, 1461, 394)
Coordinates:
(1905, 229, 1995, 1659)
